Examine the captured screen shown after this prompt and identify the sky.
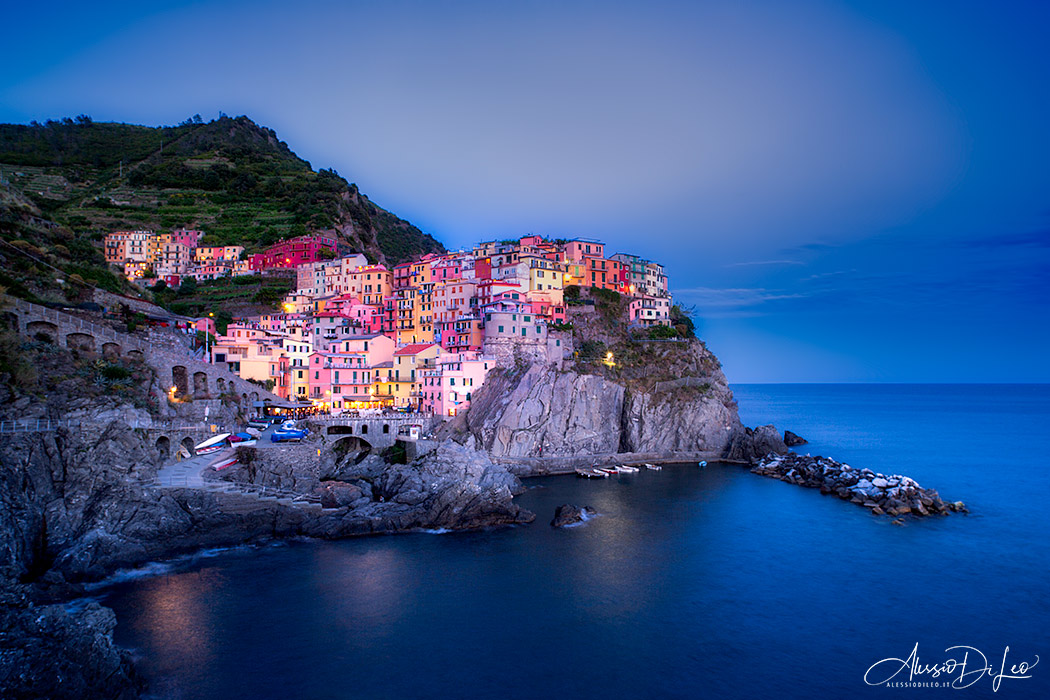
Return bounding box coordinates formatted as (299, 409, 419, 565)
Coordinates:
(1, 0, 1048, 382)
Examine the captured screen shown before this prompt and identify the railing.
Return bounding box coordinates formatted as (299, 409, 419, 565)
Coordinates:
(0, 419, 75, 433)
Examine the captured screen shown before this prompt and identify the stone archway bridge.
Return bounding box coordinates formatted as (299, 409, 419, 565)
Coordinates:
(310, 414, 442, 451)
(3, 295, 284, 407)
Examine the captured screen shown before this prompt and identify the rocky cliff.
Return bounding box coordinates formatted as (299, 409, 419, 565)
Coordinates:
(443, 339, 778, 466)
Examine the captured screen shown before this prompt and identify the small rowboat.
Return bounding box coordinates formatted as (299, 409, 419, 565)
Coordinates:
(576, 468, 608, 479)
(598, 467, 621, 475)
(645, 463, 661, 471)
(619, 465, 640, 473)
(195, 433, 231, 455)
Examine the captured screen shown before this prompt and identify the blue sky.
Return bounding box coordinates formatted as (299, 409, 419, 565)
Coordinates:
(2, 0, 1048, 382)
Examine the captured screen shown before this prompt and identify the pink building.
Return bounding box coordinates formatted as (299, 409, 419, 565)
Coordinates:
(420, 351, 494, 417)
(170, 229, 203, 248)
(562, 239, 605, 262)
(248, 234, 338, 271)
(308, 351, 377, 410)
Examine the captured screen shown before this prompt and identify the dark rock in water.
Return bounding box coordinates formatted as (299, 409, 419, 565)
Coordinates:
(784, 430, 808, 446)
(722, 424, 789, 463)
(550, 504, 595, 527)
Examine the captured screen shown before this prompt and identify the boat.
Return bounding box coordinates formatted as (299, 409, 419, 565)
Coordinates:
(698, 461, 707, 468)
(194, 433, 231, 455)
(646, 464, 662, 471)
(619, 465, 640, 473)
(575, 468, 608, 479)
(228, 432, 257, 446)
(597, 467, 620, 475)
(212, 457, 238, 471)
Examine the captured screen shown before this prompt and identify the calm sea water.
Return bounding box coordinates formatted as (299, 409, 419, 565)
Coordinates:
(100, 384, 1050, 699)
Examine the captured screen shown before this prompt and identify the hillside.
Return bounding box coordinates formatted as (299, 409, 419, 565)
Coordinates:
(0, 114, 444, 307)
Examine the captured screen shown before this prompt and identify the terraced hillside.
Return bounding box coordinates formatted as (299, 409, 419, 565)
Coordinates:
(0, 115, 444, 309)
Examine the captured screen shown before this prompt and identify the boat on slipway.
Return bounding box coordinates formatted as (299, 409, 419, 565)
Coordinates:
(195, 433, 231, 456)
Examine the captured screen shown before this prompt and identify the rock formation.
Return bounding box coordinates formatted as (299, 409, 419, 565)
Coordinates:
(443, 340, 777, 466)
(550, 504, 595, 527)
(784, 430, 808, 446)
(751, 453, 966, 516)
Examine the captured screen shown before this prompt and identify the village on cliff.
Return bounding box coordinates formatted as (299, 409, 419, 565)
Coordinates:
(102, 230, 674, 417)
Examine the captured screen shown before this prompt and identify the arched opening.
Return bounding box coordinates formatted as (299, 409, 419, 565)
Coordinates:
(25, 320, 57, 343)
(241, 393, 247, 404)
(361, 424, 368, 435)
(102, 342, 121, 359)
(250, 391, 259, 403)
(66, 332, 96, 354)
(327, 425, 355, 435)
(127, 349, 144, 360)
(172, 366, 189, 397)
(216, 377, 226, 394)
(193, 371, 208, 398)
(155, 436, 170, 462)
(382, 424, 390, 434)
(179, 437, 195, 459)
(331, 435, 372, 464)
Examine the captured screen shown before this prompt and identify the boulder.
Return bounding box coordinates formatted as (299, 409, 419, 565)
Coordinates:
(783, 430, 808, 446)
(550, 504, 596, 527)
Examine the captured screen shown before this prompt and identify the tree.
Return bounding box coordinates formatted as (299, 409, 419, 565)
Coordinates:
(176, 276, 198, 297)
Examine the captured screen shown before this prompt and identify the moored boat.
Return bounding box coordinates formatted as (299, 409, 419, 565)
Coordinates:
(619, 465, 640, 473)
(646, 464, 661, 471)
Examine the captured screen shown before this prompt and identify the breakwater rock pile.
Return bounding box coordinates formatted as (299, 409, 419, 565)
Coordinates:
(752, 453, 967, 517)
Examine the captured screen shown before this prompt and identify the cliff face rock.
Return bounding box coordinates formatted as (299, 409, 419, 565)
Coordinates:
(0, 585, 141, 700)
(458, 365, 626, 457)
(446, 340, 768, 463)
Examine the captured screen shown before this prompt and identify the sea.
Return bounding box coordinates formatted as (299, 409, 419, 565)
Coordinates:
(98, 384, 1049, 699)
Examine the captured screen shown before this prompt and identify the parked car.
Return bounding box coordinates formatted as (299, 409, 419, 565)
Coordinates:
(270, 426, 309, 443)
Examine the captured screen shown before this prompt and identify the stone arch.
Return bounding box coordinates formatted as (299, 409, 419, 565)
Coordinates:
(25, 320, 57, 342)
(331, 435, 372, 464)
(102, 342, 121, 359)
(241, 393, 247, 404)
(361, 423, 368, 435)
(193, 371, 208, 398)
(127, 349, 144, 360)
(216, 377, 226, 394)
(155, 436, 170, 462)
(250, 391, 259, 403)
(228, 381, 236, 394)
(172, 366, 189, 397)
(66, 332, 96, 353)
(179, 436, 195, 459)
(382, 423, 390, 434)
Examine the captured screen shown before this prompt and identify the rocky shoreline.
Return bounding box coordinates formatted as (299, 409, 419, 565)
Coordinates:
(751, 452, 967, 518)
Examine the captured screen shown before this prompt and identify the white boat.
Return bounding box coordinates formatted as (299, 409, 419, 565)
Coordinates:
(619, 465, 640, 473)
(646, 464, 661, 471)
(194, 433, 231, 455)
(598, 467, 621, 475)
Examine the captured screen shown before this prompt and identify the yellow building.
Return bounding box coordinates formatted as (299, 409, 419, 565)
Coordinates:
(372, 343, 440, 407)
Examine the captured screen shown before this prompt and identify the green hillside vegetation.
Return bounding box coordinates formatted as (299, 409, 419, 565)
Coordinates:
(0, 114, 443, 310)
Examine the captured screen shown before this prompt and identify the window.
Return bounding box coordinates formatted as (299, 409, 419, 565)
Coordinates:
(297, 370, 304, 379)
(524, 315, 531, 322)
(521, 328, 527, 337)
(314, 371, 319, 380)
(498, 325, 504, 333)
(536, 326, 542, 334)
